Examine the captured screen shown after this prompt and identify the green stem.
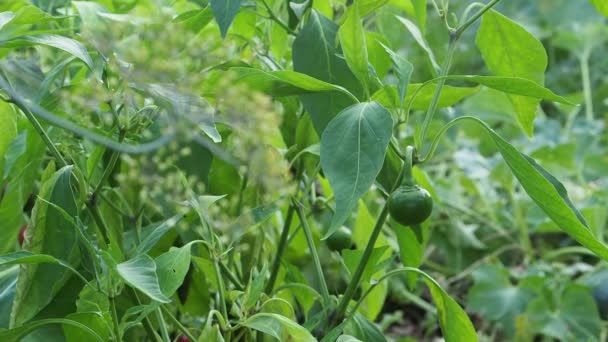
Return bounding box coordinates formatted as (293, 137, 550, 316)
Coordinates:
(110, 296, 122, 342)
(579, 51, 594, 121)
(331, 164, 407, 326)
(213, 258, 229, 322)
(265, 204, 295, 293)
(261, 0, 296, 35)
(161, 306, 197, 342)
(0, 76, 175, 154)
(236, 172, 249, 216)
(417, 40, 457, 150)
(9, 100, 68, 167)
(401, 146, 414, 186)
(453, 0, 502, 40)
(219, 260, 244, 291)
(92, 128, 126, 196)
(417, 116, 473, 164)
(86, 202, 110, 249)
(155, 308, 171, 342)
(510, 190, 533, 262)
(292, 198, 330, 307)
(418, 0, 502, 150)
(127, 288, 163, 342)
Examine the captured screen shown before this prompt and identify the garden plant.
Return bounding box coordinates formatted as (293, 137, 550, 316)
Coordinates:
(0, 0, 607, 341)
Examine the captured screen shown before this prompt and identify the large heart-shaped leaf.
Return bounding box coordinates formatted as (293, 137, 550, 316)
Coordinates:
(320, 102, 393, 237)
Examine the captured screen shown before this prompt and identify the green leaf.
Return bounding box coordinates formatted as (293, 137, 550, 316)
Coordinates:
(135, 213, 184, 255)
(0, 266, 18, 328)
(373, 84, 479, 110)
(7, 35, 95, 71)
(0, 103, 17, 177)
(320, 102, 393, 236)
(116, 254, 171, 303)
(476, 9, 548, 135)
(339, 1, 369, 91)
(230, 67, 357, 100)
(589, 0, 608, 16)
(3, 130, 27, 180)
(396, 16, 439, 73)
(244, 264, 268, 310)
(0, 12, 15, 31)
(0, 251, 61, 266)
(173, 7, 214, 33)
(63, 312, 111, 342)
(395, 228, 423, 282)
(343, 247, 389, 286)
(446, 75, 573, 104)
(527, 284, 601, 341)
(10, 165, 81, 327)
(345, 313, 386, 342)
(366, 32, 391, 79)
(467, 265, 535, 334)
(487, 128, 608, 259)
(209, 0, 243, 38)
(379, 43, 413, 108)
(0, 318, 104, 342)
(241, 313, 316, 342)
(356, 268, 478, 342)
(454, 117, 608, 260)
(359, 0, 390, 17)
(374, 74, 573, 111)
(293, 10, 363, 134)
(155, 242, 195, 298)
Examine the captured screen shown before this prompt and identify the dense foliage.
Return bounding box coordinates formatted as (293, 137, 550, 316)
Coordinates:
(0, 0, 607, 341)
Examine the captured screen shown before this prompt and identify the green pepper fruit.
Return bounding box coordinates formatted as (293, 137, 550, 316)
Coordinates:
(388, 185, 433, 226)
(326, 226, 352, 252)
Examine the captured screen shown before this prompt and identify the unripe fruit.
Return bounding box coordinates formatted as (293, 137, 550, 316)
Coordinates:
(326, 226, 352, 251)
(388, 185, 433, 226)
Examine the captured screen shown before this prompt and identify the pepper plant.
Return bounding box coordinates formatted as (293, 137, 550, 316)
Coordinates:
(0, 0, 607, 341)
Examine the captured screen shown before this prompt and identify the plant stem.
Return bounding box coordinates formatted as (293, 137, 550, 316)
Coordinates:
(417, 39, 457, 150)
(110, 296, 122, 342)
(161, 306, 197, 342)
(265, 204, 295, 293)
(331, 204, 390, 325)
(579, 51, 594, 121)
(155, 308, 171, 342)
(453, 0, 502, 40)
(292, 198, 330, 307)
(127, 288, 163, 342)
(235, 172, 249, 216)
(219, 260, 244, 291)
(87, 202, 110, 249)
(418, 0, 502, 152)
(402, 146, 414, 186)
(510, 189, 533, 262)
(9, 100, 68, 167)
(260, 0, 296, 35)
(331, 164, 406, 326)
(213, 258, 229, 322)
(92, 127, 126, 196)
